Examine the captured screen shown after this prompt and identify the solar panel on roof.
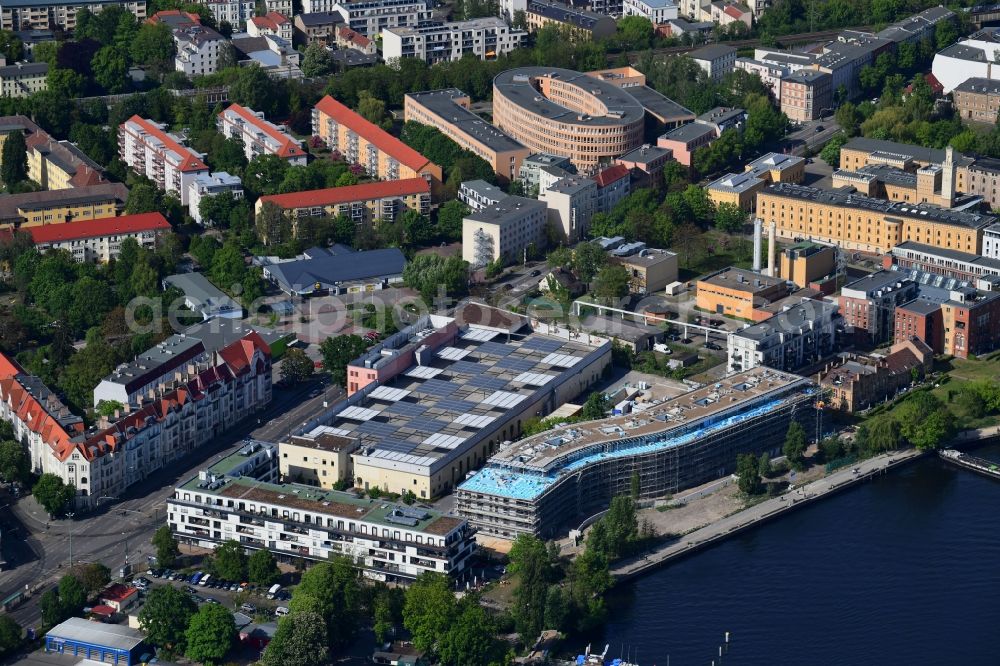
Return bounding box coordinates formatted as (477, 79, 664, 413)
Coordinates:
(409, 418, 444, 434)
(418, 378, 455, 396)
(423, 433, 466, 449)
(386, 402, 428, 417)
(496, 356, 536, 372)
(376, 439, 418, 453)
(405, 366, 443, 379)
(514, 371, 556, 386)
(448, 360, 484, 375)
(355, 421, 399, 437)
(437, 346, 471, 361)
(454, 413, 496, 428)
(338, 406, 381, 421)
(436, 398, 478, 413)
(369, 386, 411, 401)
(520, 337, 564, 353)
(477, 341, 514, 357)
(461, 327, 500, 342)
(541, 352, 583, 368)
(469, 375, 507, 390)
(482, 390, 528, 409)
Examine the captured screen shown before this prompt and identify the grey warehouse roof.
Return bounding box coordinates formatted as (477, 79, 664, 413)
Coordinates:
(660, 122, 714, 143)
(626, 85, 695, 123)
(688, 44, 736, 61)
(264, 248, 406, 293)
(494, 67, 645, 127)
(45, 617, 145, 651)
(0, 62, 46, 76)
(466, 195, 546, 225)
(295, 11, 344, 25)
(163, 272, 241, 317)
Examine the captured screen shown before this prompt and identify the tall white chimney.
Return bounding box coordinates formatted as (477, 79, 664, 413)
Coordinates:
(942, 145, 956, 208)
(752, 217, 763, 273)
(767, 221, 777, 277)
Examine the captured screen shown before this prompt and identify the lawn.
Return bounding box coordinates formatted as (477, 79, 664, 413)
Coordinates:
(929, 352, 1000, 429)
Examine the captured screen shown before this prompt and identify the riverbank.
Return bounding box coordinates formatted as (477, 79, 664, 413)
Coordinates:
(611, 447, 929, 581)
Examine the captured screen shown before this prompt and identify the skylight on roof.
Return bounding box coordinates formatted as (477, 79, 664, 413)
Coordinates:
(338, 406, 381, 421)
(404, 366, 443, 379)
(541, 352, 583, 368)
(461, 327, 501, 343)
(422, 433, 466, 449)
(454, 413, 497, 429)
(437, 347, 471, 361)
(481, 390, 527, 409)
(514, 372, 556, 386)
(369, 386, 412, 402)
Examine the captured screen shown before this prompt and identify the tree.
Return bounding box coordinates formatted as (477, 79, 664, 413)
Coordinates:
(592, 264, 630, 301)
(247, 548, 280, 586)
(572, 242, 607, 282)
(139, 585, 197, 654)
(92, 46, 129, 93)
(714, 202, 747, 233)
(32, 473, 75, 516)
(58, 575, 86, 617)
(40, 588, 63, 627)
(508, 534, 551, 641)
(0, 615, 21, 657)
(73, 562, 110, 594)
(185, 603, 235, 665)
(436, 598, 502, 666)
(857, 414, 901, 455)
(736, 453, 762, 495)
(152, 525, 180, 567)
(131, 23, 175, 77)
(244, 153, 289, 198)
(210, 540, 247, 581)
(290, 557, 360, 648)
(0, 440, 29, 484)
(373, 595, 394, 644)
(820, 133, 848, 168)
(125, 181, 160, 214)
(435, 199, 468, 241)
(319, 334, 369, 387)
(403, 572, 457, 654)
(834, 102, 863, 137)
(1, 130, 27, 186)
(402, 254, 470, 304)
(261, 611, 329, 666)
(783, 421, 807, 471)
(758, 452, 772, 479)
(280, 348, 314, 385)
(301, 42, 332, 77)
(895, 392, 955, 450)
(580, 391, 608, 420)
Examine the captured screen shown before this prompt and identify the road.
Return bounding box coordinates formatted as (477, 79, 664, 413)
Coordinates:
(783, 117, 842, 156)
(0, 377, 344, 630)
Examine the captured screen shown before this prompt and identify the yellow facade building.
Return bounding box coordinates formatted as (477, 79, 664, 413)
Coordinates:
(279, 432, 358, 489)
(706, 152, 804, 212)
(0, 183, 130, 228)
(755, 182, 993, 255)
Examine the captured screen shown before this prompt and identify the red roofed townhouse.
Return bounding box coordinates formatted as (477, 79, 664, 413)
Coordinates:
(28, 212, 172, 263)
(593, 163, 630, 213)
(0, 332, 272, 510)
(100, 584, 139, 612)
(218, 104, 306, 166)
(247, 11, 292, 40)
(147, 9, 202, 28)
(118, 115, 210, 205)
(311, 95, 442, 186)
(335, 26, 376, 54)
(255, 178, 430, 239)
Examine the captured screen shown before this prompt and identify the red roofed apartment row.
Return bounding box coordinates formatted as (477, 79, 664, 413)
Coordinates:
(147, 9, 201, 28)
(0, 333, 272, 509)
(218, 103, 306, 164)
(255, 178, 431, 233)
(249, 11, 292, 40)
(118, 115, 209, 206)
(311, 95, 442, 189)
(29, 212, 172, 263)
(336, 26, 375, 54)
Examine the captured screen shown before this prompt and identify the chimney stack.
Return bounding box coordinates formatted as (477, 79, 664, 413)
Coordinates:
(767, 221, 777, 277)
(752, 218, 763, 272)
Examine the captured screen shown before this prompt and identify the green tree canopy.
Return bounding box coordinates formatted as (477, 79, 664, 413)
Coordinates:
(0, 615, 22, 657)
(736, 453, 762, 495)
(1, 130, 27, 186)
(783, 421, 807, 471)
(508, 534, 553, 640)
(289, 557, 360, 648)
(210, 540, 247, 581)
(0, 440, 29, 484)
(319, 334, 369, 387)
(261, 611, 329, 666)
(280, 348, 314, 385)
(32, 473, 75, 516)
(403, 572, 457, 654)
(247, 548, 280, 586)
(185, 603, 235, 665)
(152, 525, 180, 568)
(139, 585, 197, 654)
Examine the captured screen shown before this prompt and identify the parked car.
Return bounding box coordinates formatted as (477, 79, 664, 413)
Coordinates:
(530, 269, 541, 277)
(704, 342, 722, 351)
(229, 583, 240, 592)
(184, 586, 197, 595)
(148, 569, 163, 578)
(275, 607, 290, 617)
(240, 603, 257, 615)
(204, 598, 219, 604)
(189, 572, 203, 585)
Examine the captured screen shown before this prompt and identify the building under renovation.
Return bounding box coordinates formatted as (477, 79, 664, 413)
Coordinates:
(456, 367, 816, 539)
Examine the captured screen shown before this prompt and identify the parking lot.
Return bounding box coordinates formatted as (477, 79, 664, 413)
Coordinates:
(135, 569, 292, 621)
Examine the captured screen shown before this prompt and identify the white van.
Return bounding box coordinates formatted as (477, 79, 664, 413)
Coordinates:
(275, 606, 290, 617)
(198, 574, 212, 587)
(267, 584, 282, 599)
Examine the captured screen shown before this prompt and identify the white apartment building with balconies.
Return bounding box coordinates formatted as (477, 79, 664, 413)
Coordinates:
(381, 17, 525, 64)
(173, 24, 226, 77)
(217, 103, 307, 165)
(118, 115, 209, 205)
(311, 0, 432, 37)
(205, 0, 255, 27)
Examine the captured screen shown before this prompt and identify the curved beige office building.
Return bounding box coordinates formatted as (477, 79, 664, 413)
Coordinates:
(493, 67, 645, 174)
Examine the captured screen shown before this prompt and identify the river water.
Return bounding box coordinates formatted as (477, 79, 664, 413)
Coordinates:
(595, 444, 1000, 666)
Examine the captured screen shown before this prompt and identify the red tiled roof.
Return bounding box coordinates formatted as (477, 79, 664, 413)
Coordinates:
(252, 11, 288, 29)
(259, 178, 430, 209)
(593, 164, 629, 188)
(101, 584, 138, 603)
(338, 26, 372, 47)
(313, 95, 433, 174)
(724, 5, 744, 19)
(123, 115, 208, 172)
(90, 605, 117, 616)
(28, 213, 171, 244)
(147, 9, 201, 26)
(221, 104, 305, 160)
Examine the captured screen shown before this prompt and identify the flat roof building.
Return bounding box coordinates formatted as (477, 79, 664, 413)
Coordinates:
(617, 248, 678, 295)
(696, 266, 789, 321)
(458, 179, 509, 212)
(463, 195, 548, 268)
(44, 617, 147, 665)
(259, 246, 406, 296)
(0, 0, 146, 31)
(887, 240, 1000, 290)
(524, 0, 615, 41)
(493, 67, 645, 174)
(688, 43, 737, 81)
(0, 182, 128, 227)
(382, 16, 526, 64)
(706, 151, 804, 211)
(404, 89, 530, 182)
(163, 272, 243, 320)
(756, 181, 995, 255)
(457, 367, 814, 538)
(301, 304, 611, 499)
(727, 297, 840, 372)
(167, 439, 476, 583)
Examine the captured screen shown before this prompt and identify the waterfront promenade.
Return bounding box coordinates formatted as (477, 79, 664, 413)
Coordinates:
(612, 448, 929, 581)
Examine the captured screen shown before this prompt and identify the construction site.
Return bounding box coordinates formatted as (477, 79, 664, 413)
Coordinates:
(455, 367, 818, 539)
